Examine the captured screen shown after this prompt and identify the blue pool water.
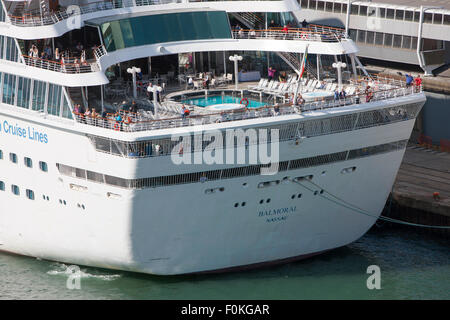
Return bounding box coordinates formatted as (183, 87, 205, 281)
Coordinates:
(182, 95, 267, 108)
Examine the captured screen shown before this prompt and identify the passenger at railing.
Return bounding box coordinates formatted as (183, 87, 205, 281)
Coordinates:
(318, 81, 326, 89)
(334, 89, 339, 101)
(273, 104, 280, 116)
(44, 46, 52, 59)
(269, 20, 278, 29)
(339, 88, 346, 100)
(414, 75, 422, 92)
(76, 42, 84, 53)
(204, 73, 210, 89)
(282, 25, 289, 39)
(80, 50, 87, 66)
(296, 94, 305, 107)
(74, 58, 81, 73)
(130, 100, 138, 114)
(249, 29, 256, 39)
(301, 19, 308, 29)
(279, 71, 287, 83)
(365, 86, 373, 102)
(405, 74, 413, 87)
(54, 47, 60, 61)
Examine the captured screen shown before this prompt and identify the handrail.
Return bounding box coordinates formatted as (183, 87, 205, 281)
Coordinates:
(232, 28, 346, 42)
(22, 55, 95, 74)
(72, 78, 422, 133)
(7, 0, 179, 27)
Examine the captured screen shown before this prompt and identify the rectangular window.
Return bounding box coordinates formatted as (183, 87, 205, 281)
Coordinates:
(359, 6, 367, 16)
(393, 35, 402, 48)
(411, 37, 418, 49)
(24, 157, 33, 168)
(342, 3, 347, 13)
(414, 11, 420, 22)
(2, 73, 16, 106)
(309, 0, 316, 10)
(47, 84, 62, 116)
(10, 153, 17, 163)
(17, 77, 31, 109)
(375, 32, 384, 45)
(386, 9, 395, 19)
(39, 161, 48, 172)
(32, 80, 47, 111)
(433, 14, 442, 24)
(317, 1, 325, 11)
(87, 171, 104, 183)
(402, 36, 411, 49)
(325, 2, 333, 12)
(444, 15, 450, 25)
(0, 181, 4, 191)
(379, 8, 386, 19)
(61, 94, 73, 119)
(301, 0, 308, 9)
(11, 185, 20, 196)
(26, 189, 35, 200)
(0, 149, 3, 159)
(351, 4, 358, 15)
(404, 11, 413, 21)
(349, 29, 357, 41)
(366, 31, 375, 44)
(395, 10, 404, 20)
(424, 13, 433, 24)
(384, 33, 393, 47)
(357, 30, 366, 43)
(334, 3, 341, 13)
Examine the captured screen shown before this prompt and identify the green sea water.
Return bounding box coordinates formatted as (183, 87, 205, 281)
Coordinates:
(0, 227, 448, 300)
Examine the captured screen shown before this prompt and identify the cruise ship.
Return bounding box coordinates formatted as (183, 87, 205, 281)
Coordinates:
(0, 0, 426, 275)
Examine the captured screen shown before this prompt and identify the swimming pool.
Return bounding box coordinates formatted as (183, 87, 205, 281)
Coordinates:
(181, 95, 267, 108)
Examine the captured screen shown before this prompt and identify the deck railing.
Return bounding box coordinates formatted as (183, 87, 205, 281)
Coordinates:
(232, 27, 347, 42)
(22, 55, 98, 74)
(7, 0, 179, 27)
(72, 81, 422, 133)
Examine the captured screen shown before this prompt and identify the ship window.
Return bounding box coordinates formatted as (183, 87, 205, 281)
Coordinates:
(384, 33, 393, 47)
(402, 36, 412, 49)
(405, 11, 413, 21)
(393, 35, 402, 48)
(395, 10, 404, 20)
(326, 2, 334, 12)
(350, 4, 358, 15)
(366, 31, 375, 44)
(357, 30, 366, 43)
(334, 3, 341, 13)
(9, 153, 17, 163)
(378, 8, 386, 19)
(444, 15, 450, 25)
(24, 157, 33, 168)
(39, 161, 48, 172)
(11, 185, 20, 196)
(300, 0, 308, 9)
(317, 1, 324, 11)
(386, 9, 395, 19)
(359, 5, 367, 16)
(433, 14, 443, 24)
(414, 11, 420, 22)
(32, 80, 47, 112)
(342, 4, 347, 13)
(26, 189, 35, 200)
(375, 32, 383, 45)
(0, 181, 4, 191)
(411, 37, 418, 49)
(87, 171, 104, 183)
(0, 150, 3, 159)
(424, 12, 433, 24)
(309, 0, 316, 10)
(17, 77, 31, 109)
(257, 180, 280, 188)
(2, 73, 16, 106)
(47, 84, 62, 116)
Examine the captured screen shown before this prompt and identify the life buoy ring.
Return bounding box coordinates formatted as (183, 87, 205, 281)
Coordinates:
(114, 122, 120, 131)
(301, 33, 307, 40)
(240, 98, 249, 107)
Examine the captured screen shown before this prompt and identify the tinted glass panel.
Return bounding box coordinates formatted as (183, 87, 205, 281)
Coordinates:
(101, 11, 232, 52)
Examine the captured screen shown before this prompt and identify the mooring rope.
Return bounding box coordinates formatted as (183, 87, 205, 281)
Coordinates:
(290, 178, 450, 229)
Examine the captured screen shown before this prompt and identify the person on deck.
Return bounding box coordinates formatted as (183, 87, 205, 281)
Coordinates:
(405, 74, 414, 87)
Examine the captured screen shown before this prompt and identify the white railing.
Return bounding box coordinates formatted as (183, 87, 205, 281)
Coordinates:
(232, 27, 347, 43)
(72, 78, 422, 133)
(8, 0, 180, 27)
(23, 55, 96, 74)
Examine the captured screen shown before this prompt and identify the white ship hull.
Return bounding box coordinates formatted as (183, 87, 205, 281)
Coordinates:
(0, 94, 424, 275)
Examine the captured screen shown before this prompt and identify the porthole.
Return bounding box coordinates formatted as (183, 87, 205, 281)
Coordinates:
(291, 195, 295, 199)
(234, 203, 239, 208)
(259, 199, 264, 204)
(81, 205, 85, 210)
(320, 190, 324, 194)
(266, 198, 271, 203)
(241, 202, 246, 207)
(297, 194, 302, 198)
(0, 181, 4, 191)
(0, 150, 3, 160)
(314, 191, 318, 195)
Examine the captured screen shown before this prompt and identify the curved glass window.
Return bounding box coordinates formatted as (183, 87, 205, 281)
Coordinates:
(100, 11, 232, 52)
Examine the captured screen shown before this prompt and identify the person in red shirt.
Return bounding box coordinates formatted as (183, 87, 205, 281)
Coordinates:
(282, 25, 289, 39)
(414, 75, 422, 92)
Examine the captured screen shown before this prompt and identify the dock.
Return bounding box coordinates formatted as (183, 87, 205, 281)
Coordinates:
(386, 145, 450, 236)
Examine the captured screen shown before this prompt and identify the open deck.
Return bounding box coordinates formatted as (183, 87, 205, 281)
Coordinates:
(72, 75, 422, 133)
